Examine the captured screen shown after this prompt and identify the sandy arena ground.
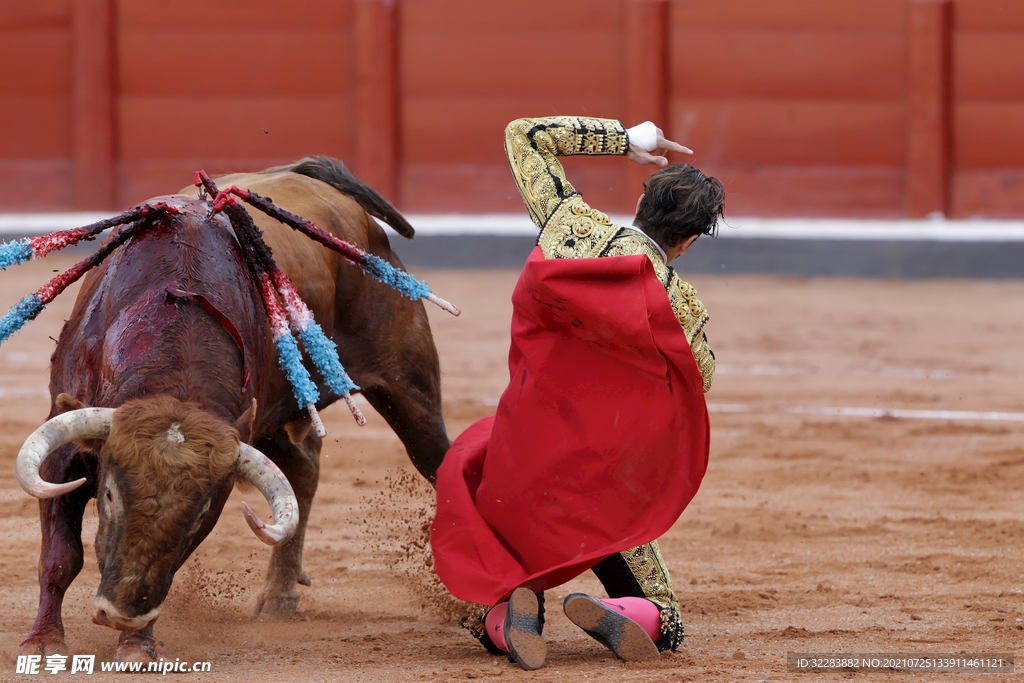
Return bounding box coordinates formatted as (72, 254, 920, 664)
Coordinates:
(0, 253, 1021, 681)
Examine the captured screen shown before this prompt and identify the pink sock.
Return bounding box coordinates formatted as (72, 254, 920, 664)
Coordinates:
(484, 602, 509, 652)
(600, 597, 662, 643)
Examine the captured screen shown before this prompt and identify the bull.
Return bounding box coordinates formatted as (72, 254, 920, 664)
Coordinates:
(13, 158, 450, 661)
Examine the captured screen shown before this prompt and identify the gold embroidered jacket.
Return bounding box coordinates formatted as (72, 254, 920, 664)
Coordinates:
(505, 116, 715, 391)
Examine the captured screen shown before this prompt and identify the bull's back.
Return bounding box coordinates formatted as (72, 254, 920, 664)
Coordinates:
(51, 198, 268, 419)
(177, 169, 440, 434)
(180, 170, 419, 338)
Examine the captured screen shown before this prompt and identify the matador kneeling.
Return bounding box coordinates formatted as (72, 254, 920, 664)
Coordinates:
(430, 115, 724, 670)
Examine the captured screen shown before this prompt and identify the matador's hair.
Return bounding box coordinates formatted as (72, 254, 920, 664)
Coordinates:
(633, 164, 725, 250)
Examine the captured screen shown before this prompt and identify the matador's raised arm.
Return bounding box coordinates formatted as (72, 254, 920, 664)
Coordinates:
(504, 116, 715, 392)
(504, 116, 627, 228)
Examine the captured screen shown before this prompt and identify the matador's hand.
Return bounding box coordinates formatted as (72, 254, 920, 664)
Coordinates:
(625, 121, 692, 167)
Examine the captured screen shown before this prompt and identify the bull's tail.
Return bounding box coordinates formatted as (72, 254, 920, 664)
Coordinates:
(273, 156, 415, 238)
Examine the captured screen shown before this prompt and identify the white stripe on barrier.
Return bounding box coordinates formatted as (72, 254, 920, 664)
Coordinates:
(707, 403, 1024, 422)
(393, 216, 1024, 241)
(394, 215, 1024, 241)
(700, 217, 1024, 242)
(5, 213, 1024, 242)
(0, 213, 112, 236)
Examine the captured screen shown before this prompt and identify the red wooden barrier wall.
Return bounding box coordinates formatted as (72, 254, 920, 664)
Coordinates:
(1, 0, 1022, 218)
(0, 1, 74, 210)
(954, 0, 1024, 216)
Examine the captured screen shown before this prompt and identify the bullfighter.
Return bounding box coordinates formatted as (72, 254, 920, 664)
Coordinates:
(430, 116, 724, 670)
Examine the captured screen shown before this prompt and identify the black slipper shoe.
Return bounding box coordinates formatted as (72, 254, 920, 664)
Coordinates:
(563, 593, 659, 661)
(504, 588, 546, 670)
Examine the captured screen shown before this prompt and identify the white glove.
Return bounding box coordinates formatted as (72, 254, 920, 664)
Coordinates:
(625, 121, 659, 152)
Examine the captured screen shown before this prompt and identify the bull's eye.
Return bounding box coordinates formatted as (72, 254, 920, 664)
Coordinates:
(105, 489, 113, 502)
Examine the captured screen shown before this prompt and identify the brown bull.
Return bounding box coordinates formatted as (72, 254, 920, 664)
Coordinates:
(16, 158, 449, 662)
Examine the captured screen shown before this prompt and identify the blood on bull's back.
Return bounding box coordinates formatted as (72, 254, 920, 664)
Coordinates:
(53, 196, 271, 425)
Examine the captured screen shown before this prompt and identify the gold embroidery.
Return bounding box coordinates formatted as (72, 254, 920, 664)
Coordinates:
(537, 197, 619, 259)
(667, 279, 708, 341)
(619, 541, 678, 612)
(619, 541, 686, 650)
(571, 219, 592, 238)
(690, 331, 716, 393)
(505, 117, 627, 229)
(659, 608, 685, 651)
(505, 115, 716, 394)
(667, 277, 715, 392)
(462, 611, 487, 641)
(605, 134, 626, 155)
(601, 230, 671, 287)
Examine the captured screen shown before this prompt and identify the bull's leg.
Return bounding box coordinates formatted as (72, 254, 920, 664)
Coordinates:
(19, 446, 95, 657)
(115, 628, 170, 663)
(361, 376, 449, 484)
(252, 429, 320, 619)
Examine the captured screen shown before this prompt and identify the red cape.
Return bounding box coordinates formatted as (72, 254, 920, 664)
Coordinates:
(431, 248, 709, 606)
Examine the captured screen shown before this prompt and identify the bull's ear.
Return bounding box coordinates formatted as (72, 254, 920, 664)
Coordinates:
(284, 416, 312, 445)
(233, 399, 258, 441)
(55, 393, 88, 414)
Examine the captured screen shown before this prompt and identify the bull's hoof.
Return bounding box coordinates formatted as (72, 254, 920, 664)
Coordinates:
(19, 635, 68, 658)
(255, 591, 301, 620)
(116, 632, 170, 663)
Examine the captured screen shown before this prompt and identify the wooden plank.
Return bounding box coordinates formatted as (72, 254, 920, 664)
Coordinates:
(671, 0, 904, 30)
(118, 29, 350, 96)
(402, 30, 622, 97)
(354, 0, 398, 199)
(401, 163, 527, 214)
(954, 103, 1024, 168)
(0, 28, 71, 94)
(117, 158, 298, 207)
(561, 156, 634, 215)
(401, 162, 630, 214)
(954, 0, 1024, 30)
(118, 96, 352, 161)
(624, 0, 668, 123)
(907, 0, 952, 218)
(954, 32, 1024, 101)
(706, 165, 907, 217)
(400, 162, 907, 217)
(402, 95, 623, 164)
(119, 0, 351, 29)
(0, 96, 71, 156)
(72, 0, 116, 210)
(952, 169, 1024, 217)
(625, 0, 669, 207)
(0, 0, 69, 29)
(0, 160, 73, 210)
(669, 29, 905, 99)
(402, 0, 622, 30)
(669, 98, 906, 166)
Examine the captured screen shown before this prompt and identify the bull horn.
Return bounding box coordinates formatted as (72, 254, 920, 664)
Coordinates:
(234, 443, 298, 545)
(16, 408, 115, 498)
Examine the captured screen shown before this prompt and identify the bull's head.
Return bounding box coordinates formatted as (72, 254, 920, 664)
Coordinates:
(15, 395, 297, 632)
